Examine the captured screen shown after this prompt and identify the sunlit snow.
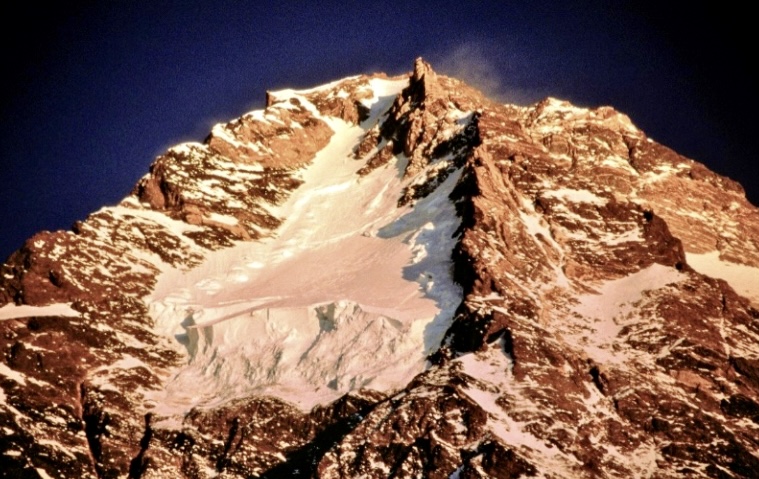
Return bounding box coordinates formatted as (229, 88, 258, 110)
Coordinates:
(146, 79, 463, 413)
(456, 344, 582, 477)
(0, 303, 79, 321)
(567, 263, 686, 364)
(687, 251, 759, 307)
(541, 188, 608, 206)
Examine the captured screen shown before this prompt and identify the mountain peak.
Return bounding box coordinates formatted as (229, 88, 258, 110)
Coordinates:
(412, 56, 434, 81)
(2, 58, 759, 478)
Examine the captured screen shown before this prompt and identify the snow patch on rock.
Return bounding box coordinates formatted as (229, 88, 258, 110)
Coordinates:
(687, 251, 759, 307)
(566, 263, 687, 364)
(0, 303, 79, 321)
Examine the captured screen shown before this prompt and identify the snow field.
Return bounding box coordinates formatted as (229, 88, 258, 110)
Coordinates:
(686, 251, 759, 307)
(566, 263, 686, 365)
(146, 79, 464, 413)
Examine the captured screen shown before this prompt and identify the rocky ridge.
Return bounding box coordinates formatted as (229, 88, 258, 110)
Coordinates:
(1, 58, 758, 478)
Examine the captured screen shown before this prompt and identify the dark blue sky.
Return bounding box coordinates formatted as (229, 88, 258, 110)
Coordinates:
(1, 1, 756, 261)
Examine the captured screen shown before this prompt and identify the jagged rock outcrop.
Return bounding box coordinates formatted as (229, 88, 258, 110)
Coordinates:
(2, 59, 758, 478)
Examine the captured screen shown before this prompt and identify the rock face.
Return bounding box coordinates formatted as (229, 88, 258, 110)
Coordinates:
(2, 58, 759, 478)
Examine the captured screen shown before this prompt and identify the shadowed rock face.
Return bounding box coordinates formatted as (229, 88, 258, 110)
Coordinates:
(2, 58, 759, 479)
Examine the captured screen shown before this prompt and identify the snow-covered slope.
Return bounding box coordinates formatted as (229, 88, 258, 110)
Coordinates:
(1, 59, 758, 479)
(146, 79, 463, 412)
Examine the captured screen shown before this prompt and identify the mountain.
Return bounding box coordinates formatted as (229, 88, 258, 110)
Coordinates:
(1, 58, 758, 478)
